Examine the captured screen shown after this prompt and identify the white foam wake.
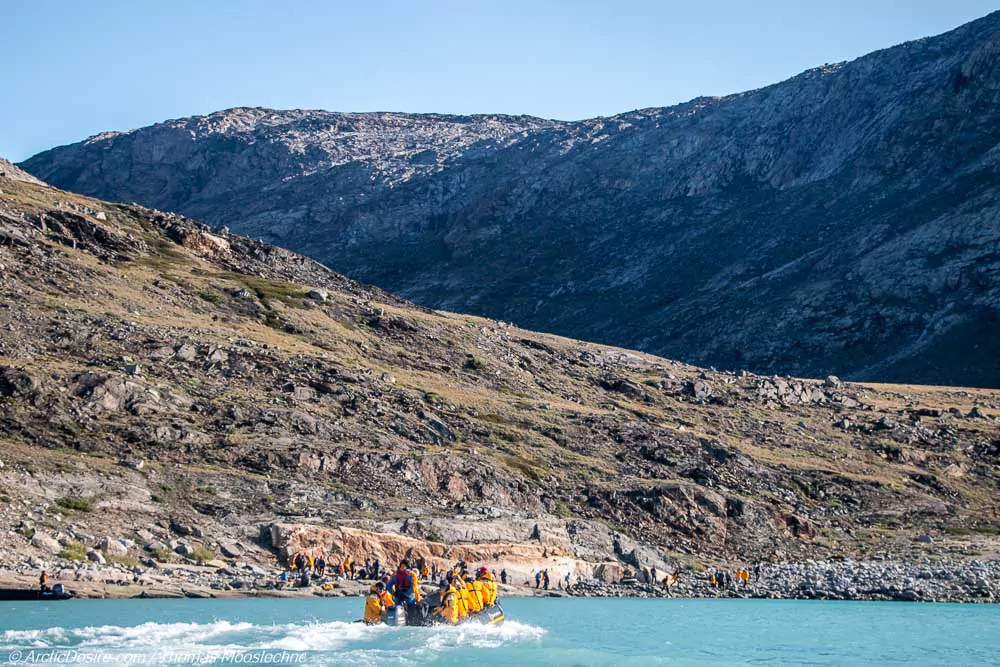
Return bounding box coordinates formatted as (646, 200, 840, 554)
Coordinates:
(419, 621, 547, 651)
(2, 618, 546, 661)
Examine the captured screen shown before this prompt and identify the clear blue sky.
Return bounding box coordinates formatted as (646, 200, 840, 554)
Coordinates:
(4, 0, 997, 161)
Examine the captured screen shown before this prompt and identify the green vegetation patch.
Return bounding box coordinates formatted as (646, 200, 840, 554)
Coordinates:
(58, 541, 88, 562)
(56, 496, 94, 512)
(197, 288, 225, 305)
(463, 355, 485, 371)
(189, 545, 216, 564)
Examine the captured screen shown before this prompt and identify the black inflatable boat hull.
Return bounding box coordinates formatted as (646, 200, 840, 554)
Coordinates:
(0, 589, 73, 601)
(381, 601, 505, 627)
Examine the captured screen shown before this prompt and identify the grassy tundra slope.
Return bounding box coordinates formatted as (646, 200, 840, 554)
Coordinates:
(0, 174, 998, 581)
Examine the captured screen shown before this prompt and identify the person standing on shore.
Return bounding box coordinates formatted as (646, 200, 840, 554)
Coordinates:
(500, 569, 508, 585)
(564, 572, 572, 592)
(535, 571, 542, 589)
(543, 569, 550, 590)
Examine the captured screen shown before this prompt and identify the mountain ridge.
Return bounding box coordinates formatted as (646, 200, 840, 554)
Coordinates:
(20, 10, 1000, 387)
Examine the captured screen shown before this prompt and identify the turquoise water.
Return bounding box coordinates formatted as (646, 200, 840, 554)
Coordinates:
(2, 597, 999, 665)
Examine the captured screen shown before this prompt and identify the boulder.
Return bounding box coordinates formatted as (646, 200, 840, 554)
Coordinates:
(0, 367, 37, 397)
(219, 540, 244, 558)
(86, 550, 106, 564)
(687, 380, 713, 400)
(31, 532, 62, 553)
(97, 536, 129, 556)
(306, 289, 328, 302)
(170, 520, 195, 537)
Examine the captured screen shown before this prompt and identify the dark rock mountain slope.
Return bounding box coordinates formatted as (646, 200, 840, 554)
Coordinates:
(2, 173, 1000, 573)
(22, 12, 1000, 387)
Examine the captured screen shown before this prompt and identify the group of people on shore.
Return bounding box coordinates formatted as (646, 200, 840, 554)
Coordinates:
(285, 552, 384, 587)
(530, 568, 573, 591)
(363, 559, 501, 625)
(708, 565, 759, 590)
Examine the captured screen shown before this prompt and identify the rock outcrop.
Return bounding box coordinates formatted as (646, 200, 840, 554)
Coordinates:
(20, 12, 1000, 387)
(0, 158, 45, 186)
(0, 169, 998, 586)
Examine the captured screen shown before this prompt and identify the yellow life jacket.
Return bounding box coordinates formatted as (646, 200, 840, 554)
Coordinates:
(467, 579, 484, 612)
(435, 587, 460, 625)
(478, 574, 496, 606)
(454, 581, 470, 619)
(363, 593, 384, 625)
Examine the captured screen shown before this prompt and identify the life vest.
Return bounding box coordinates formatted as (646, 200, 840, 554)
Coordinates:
(477, 574, 496, 606)
(392, 569, 421, 601)
(363, 593, 384, 625)
(378, 590, 394, 608)
(435, 587, 460, 625)
(393, 569, 412, 595)
(453, 581, 469, 619)
(467, 579, 484, 612)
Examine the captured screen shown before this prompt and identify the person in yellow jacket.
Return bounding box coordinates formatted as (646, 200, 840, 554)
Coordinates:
(452, 577, 470, 620)
(434, 580, 460, 625)
(466, 573, 485, 613)
(476, 567, 497, 607)
(363, 582, 390, 625)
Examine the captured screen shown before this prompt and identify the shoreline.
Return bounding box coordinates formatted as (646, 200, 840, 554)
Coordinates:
(4, 558, 997, 604)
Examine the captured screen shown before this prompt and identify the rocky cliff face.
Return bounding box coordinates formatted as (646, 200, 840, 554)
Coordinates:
(1, 174, 999, 576)
(22, 13, 1000, 387)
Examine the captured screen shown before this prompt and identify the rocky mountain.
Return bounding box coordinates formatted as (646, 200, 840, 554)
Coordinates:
(22, 13, 1000, 388)
(1, 170, 999, 588)
(0, 158, 45, 186)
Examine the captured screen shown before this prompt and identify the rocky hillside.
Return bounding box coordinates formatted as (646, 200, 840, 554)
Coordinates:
(0, 159, 45, 186)
(1, 173, 999, 583)
(21, 12, 1000, 387)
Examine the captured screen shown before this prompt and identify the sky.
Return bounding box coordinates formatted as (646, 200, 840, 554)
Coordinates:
(4, 0, 997, 161)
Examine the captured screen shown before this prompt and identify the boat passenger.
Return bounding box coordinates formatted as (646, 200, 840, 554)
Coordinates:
(389, 560, 421, 604)
(434, 579, 459, 625)
(364, 582, 389, 625)
(452, 576, 470, 620)
(465, 572, 484, 613)
(476, 567, 497, 606)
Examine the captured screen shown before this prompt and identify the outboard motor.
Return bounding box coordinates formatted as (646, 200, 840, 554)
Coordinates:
(385, 604, 406, 626)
